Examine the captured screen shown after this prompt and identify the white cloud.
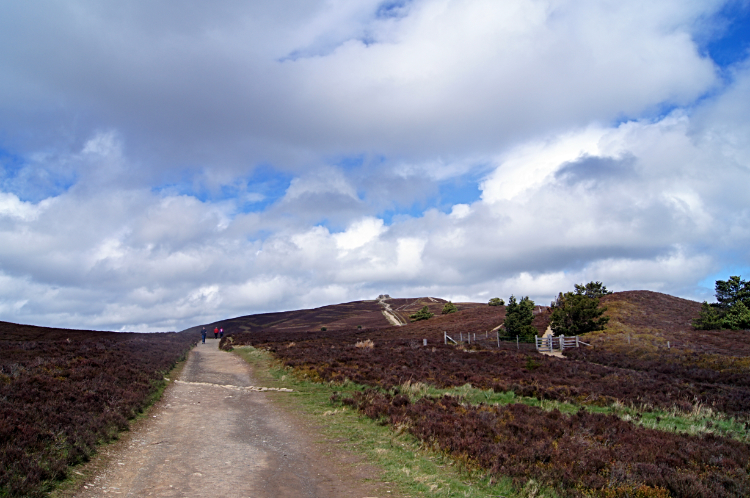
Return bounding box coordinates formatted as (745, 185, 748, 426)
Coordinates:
(334, 217, 387, 251)
(0, 1, 748, 330)
(0, 192, 51, 221)
(0, 0, 723, 174)
(481, 126, 611, 202)
(449, 204, 471, 219)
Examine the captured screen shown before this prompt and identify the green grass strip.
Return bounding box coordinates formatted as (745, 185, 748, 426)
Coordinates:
(400, 381, 750, 443)
(232, 346, 559, 498)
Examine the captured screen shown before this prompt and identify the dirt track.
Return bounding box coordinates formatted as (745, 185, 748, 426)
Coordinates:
(73, 340, 391, 498)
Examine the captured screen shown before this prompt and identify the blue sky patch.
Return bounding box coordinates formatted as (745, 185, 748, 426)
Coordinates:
(702, 1, 750, 69)
(0, 147, 77, 203)
(153, 165, 293, 214)
(376, 1, 410, 19)
(698, 265, 750, 300)
(376, 173, 483, 223)
(379, 201, 427, 225)
(437, 174, 483, 213)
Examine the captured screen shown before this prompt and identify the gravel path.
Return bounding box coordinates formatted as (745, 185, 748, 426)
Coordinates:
(73, 340, 390, 498)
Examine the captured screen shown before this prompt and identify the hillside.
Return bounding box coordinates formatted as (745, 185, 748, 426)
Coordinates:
(583, 290, 749, 356)
(0, 320, 144, 342)
(221, 291, 750, 496)
(200, 296, 551, 343)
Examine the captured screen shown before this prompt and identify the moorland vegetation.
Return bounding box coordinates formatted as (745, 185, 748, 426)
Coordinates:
(0, 322, 194, 497)
(221, 287, 750, 497)
(5, 278, 750, 497)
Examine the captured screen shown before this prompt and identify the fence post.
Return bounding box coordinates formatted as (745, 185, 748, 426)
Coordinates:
(561, 334, 565, 351)
(516, 335, 519, 350)
(576, 335, 579, 348)
(497, 329, 500, 348)
(423, 338, 427, 346)
(444, 331, 446, 344)
(668, 341, 670, 349)
(535, 336, 538, 351)
(460, 332, 463, 342)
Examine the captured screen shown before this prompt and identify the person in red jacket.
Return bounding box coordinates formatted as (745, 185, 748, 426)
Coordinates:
(214, 327, 219, 339)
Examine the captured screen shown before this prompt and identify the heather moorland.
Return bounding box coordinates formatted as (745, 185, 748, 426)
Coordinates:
(0, 322, 195, 497)
(221, 291, 750, 497)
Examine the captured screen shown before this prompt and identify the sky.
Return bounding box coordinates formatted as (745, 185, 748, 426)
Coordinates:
(1, 0, 749, 332)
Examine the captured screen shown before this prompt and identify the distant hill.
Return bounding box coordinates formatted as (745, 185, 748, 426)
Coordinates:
(0, 320, 144, 342)
(601, 290, 701, 334)
(197, 297, 449, 335)
(198, 296, 552, 344)
(588, 290, 748, 355)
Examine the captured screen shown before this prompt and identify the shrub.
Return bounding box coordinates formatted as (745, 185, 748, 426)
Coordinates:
(488, 297, 504, 306)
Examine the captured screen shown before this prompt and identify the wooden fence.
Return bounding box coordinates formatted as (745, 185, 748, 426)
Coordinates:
(535, 335, 590, 352)
(441, 331, 589, 353)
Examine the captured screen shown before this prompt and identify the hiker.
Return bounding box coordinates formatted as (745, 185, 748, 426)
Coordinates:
(219, 328, 224, 338)
(201, 327, 207, 344)
(214, 327, 219, 339)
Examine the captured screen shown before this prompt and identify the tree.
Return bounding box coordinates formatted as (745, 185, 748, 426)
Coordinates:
(573, 281, 612, 299)
(503, 295, 537, 340)
(442, 301, 458, 314)
(715, 276, 750, 309)
(488, 297, 505, 306)
(550, 292, 609, 336)
(409, 306, 434, 322)
(721, 301, 750, 330)
(693, 276, 750, 330)
(692, 302, 723, 330)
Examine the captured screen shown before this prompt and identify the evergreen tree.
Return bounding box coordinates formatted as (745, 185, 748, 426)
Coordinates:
(409, 306, 434, 322)
(722, 301, 750, 330)
(693, 276, 750, 330)
(503, 295, 537, 340)
(442, 301, 458, 314)
(573, 281, 612, 299)
(692, 302, 723, 330)
(550, 292, 609, 335)
(715, 276, 750, 309)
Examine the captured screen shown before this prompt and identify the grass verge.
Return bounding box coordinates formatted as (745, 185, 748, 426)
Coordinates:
(232, 346, 558, 498)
